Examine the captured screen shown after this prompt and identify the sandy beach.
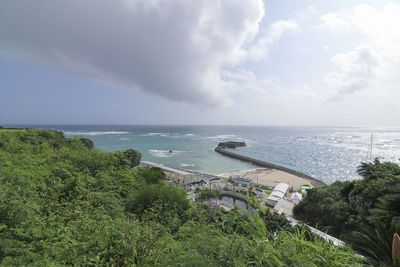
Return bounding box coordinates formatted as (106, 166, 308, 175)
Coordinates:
(222, 168, 313, 191)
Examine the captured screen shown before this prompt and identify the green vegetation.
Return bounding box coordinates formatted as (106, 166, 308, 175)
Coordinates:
(0, 129, 362, 265)
(294, 159, 400, 266)
(0, 127, 26, 132)
(79, 137, 94, 150)
(197, 188, 220, 200)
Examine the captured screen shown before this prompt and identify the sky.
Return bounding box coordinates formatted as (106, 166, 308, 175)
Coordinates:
(0, 0, 399, 126)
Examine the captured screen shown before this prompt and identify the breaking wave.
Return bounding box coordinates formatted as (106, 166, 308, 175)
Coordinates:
(63, 131, 129, 136)
(206, 134, 236, 139)
(148, 149, 186, 158)
(180, 163, 195, 167)
(140, 132, 168, 137)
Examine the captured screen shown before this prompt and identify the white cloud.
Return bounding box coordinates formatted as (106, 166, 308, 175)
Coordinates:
(319, 3, 400, 99)
(326, 46, 382, 95)
(221, 68, 283, 96)
(247, 20, 298, 61)
(0, 0, 296, 107)
(320, 12, 353, 30)
(294, 5, 317, 21)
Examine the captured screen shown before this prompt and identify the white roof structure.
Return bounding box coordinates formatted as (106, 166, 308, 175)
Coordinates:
(267, 192, 284, 203)
(266, 183, 289, 206)
(291, 192, 303, 201)
(274, 183, 289, 193)
(274, 199, 294, 216)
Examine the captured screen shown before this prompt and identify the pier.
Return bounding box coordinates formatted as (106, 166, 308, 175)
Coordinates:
(215, 146, 326, 187)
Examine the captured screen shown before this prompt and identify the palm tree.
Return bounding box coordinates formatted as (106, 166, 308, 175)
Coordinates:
(369, 184, 400, 228)
(347, 221, 393, 266)
(347, 184, 400, 266)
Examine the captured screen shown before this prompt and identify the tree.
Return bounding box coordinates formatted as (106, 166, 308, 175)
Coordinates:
(124, 149, 141, 167)
(369, 183, 400, 229)
(347, 220, 399, 266)
(79, 137, 94, 150)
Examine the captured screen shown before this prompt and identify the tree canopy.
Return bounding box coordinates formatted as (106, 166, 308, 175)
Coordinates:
(294, 158, 400, 265)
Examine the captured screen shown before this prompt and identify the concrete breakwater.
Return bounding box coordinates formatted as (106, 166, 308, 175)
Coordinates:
(215, 146, 326, 187)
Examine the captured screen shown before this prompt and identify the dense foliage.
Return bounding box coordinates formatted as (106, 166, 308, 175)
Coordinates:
(293, 159, 400, 265)
(197, 188, 220, 201)
(0, 129, 362, 266)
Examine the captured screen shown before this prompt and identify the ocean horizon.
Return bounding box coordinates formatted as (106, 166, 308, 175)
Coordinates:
(8, 124, 400, 185)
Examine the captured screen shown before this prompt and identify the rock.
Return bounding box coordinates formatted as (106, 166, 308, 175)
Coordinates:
(217, 141, 246, 149)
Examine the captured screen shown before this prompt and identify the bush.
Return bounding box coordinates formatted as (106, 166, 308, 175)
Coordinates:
(124, 149, 141, 167)
(138, 167, 165, 184)
(126, 183, 190, 216)
(79, 137, 94, 150)
(198, 189, 220, 201)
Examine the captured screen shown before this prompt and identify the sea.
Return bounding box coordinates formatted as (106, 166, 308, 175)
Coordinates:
(15, 125, 400, 185)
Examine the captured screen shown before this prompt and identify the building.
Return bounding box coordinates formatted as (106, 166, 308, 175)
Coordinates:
(186, 179, 207, 192)
(232, 177, 253, 185)
(252, 188, 265, 198)
(266, 183, 289, 207)
(209, 177, 222, 190)
(274, 199, 294, 216)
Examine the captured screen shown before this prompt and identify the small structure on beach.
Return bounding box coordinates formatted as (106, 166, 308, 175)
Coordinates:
(299, 184, 313, 194)
(186, 179, 207, 192)
(209, 177, 222, 190)
(291, 192, 303, 201)
(274, 199, 294, 216)
(228, 177, 253, 193)
(232, 177, 253, 185)
(253, 188, 265, 198)
(266, 183, 289, 207)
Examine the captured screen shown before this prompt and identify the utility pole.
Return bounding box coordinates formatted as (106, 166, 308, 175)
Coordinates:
(365, 133, 374, 163)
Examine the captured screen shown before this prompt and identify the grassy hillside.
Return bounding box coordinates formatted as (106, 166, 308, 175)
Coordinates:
(0, 129, 362, 266)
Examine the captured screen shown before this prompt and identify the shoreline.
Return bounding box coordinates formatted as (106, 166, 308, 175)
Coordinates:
(222, 168, 314, 191)
(215, 146, 326, 188)
(143, 159, 324, 192)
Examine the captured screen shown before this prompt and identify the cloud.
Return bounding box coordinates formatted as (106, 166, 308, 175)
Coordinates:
(221, 68, 284, 96)
(319, 3, 400, 99)
(0, 0, 296, 107)
(320, 12, 353, 30)
(324, 46, 382, 96)
(247, 20, 298, 61)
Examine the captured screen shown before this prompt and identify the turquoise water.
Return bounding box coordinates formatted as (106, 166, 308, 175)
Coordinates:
(24, 125, 400, 184)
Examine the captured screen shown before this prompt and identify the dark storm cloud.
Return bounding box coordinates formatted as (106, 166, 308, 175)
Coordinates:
(0, 0, 265, 106)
